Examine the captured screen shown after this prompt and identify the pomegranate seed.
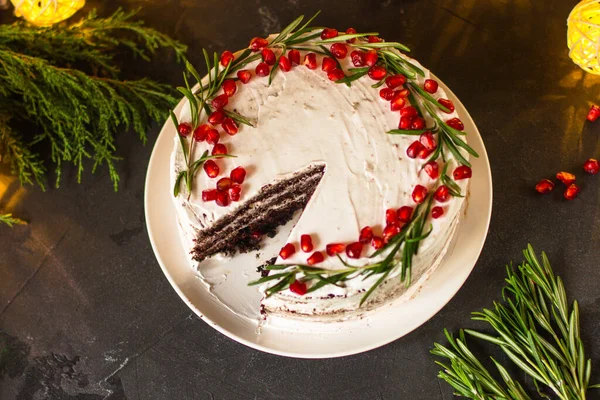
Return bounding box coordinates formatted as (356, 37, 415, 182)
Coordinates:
(535, 179, 554, 194)
(220, 50, 234, 67)
(250, 231, 262, 240)
(300, 234, 313, 253)
(359, 226, 374, 244)
(215, 190, 230, 207)
(423, 161, 439, 179)
(365, 50, 378, 66)
(396, 88, 410, 98)
(206, 128, 220, 145)
(380, 88, 396, 101)
(453, 165, 472, 180)
(420, 132, 436, 150)
(211, 143, 227, 155)
(407, 141, 424, 158)
(399, 116, 413, 130)
(193, 124, 210, 142)
(217, 177, 232, 191)
(411, 117, 426, 130)
(322, 56, 337, 73)
(279, 55, 291, 72)
(400, 106, 418, 118)
(434, 185, 450, 202)
(385, 74, 406, 89)
(279, 243, 296, 260)
(208, 110, 225, 125)
(230, 166, 246, 184)
(438, 98, 455, 113)
(368, 65, 387, 80)
(346, 242, 363, 259)
(390, 94, 406, 111)
(289, 280, 307, 295)
(345, 27, 357, 43)
(229, 184, 241, 201)
(385, 208, 397, 224)
(326, 243, 345, 256)
(237, 70, 251, 84)
(202, 189, 217, 202)
(211, 94, 228, 109)
(307, 251, 324, 265)
(383, 224, 401, 243)
(556, 171, 576, 186)
(587, 105, 600, 122)
(288, 49, 301, 65)
(397, 206, 413, 223)
(583, 158, 599, 174)
(371, 236, 384, 250)
(223, 79, 237, 97)
(423, 79, 439, 93)
(203, 160, 219, 178)
(418, 146, 433, 160)
(330, 43, 348, 59)
(304, 53, 317, 69)
(328, 68, 345, 81)
(350, 50, 366, 67)
(261, 48, 276, 65)
(321, 28, 338, 39)
(564, 184, 580, 200)
(432, 207, 444, 219)
(222, 118, 239, 135)
(412, 185, 428, 204)
(178, 122, 192, 137)
(249, 37, 268, 52)
(447, 118, 465, 131)
(255, 62, 270, 77)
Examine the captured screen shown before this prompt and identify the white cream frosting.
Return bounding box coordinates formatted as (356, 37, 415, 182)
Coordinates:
(171, 41, 469, 318)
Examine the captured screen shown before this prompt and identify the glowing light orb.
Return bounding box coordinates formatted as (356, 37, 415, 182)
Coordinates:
(567, 0, 600, 74)
(10, 0, 85, 26)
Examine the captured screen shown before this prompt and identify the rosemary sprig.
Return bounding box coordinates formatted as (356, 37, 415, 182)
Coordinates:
(0, 213, 27, 227)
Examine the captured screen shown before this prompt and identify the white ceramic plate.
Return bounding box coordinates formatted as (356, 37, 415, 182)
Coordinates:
(145, 77, 492, 359)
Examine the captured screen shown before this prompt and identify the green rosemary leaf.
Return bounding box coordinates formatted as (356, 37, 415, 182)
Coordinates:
(395, 56, 425, 77)
(442, 135, 471, 167)
(285, 32, 322, 46)
(371, 79, 386, 89)
(347, 67, 370, 73)
(186, 59, 203, 88)
(360, 270, 390, 306)
(0, 213, 27, 227)
(266, 274, 296, 296)
(441, 172, 464, 197)
(265, 264, 294, 270)
(212, 52, 219, 94)
(203, 48, 213, 94)
(248, 272, 290, 286)
(272, 14, 305, 44)
(335, 70, 367, 84)
(190, 153, 236, 175)
(223, 110, 255, 127)
(405, 226, 433, 243)
(409, 83, 451, 113)
(387, 129, 429, 136)
(217, 61, 232, 89)
(176, 86, 198, 128)
(288, 46, 328, 56)
(230, 49, 252, 69)
(446, 129, 479, 157)
(314, 32, 379, 44)
(173, 170, 186, 197)
(268, 53, 281, 85)
(285, 10, 321, 42)
(356, 42, 411, 52)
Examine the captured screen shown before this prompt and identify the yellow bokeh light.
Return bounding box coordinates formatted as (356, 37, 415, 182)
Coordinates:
(568, 0, 600, 75)
(10, 0, 85, 26)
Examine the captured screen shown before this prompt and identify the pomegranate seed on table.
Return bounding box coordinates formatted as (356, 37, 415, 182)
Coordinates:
(390, 95, 406, 111)
(359, 226, 374, 244)
(249, 37, 268, 52)
(326, 243, 345, 256)
(432, 207, 444, 219)
(385, 208, 397, 224)
(279, 55, 291, 72)
(255, 62, 270, 76)
(261, 48, 276, 65)
(229, 184, 242, 201)
(222, 118, 239, 135)
(289, 280, 307, 295)
(230, 166, 246, 184)
(202, 189, 217, 202)
(279, 243, 296, 259)
(438, 98, 455, 113)
(587, 105, 600, 122)
(411, 117, 426, 130)
(330, 43, 348, 59)
(368, 65, 387, 80)
(368, 35, 383, 43)
(386, 75, 406, 89)
(345, 27, 357, 43)
(434, 185, 450, 202)
(399, 116, 413, 130)
(322, 56, 337, 73)
(346, 242, 364, 259)
(211, 94, 228, 109)
(216, 177, 232, 191)
(203, 160, 219, 178)
(222, 79, 237, 97)
(304, 53, 317, 69)
(206, 128, 220, 145)
(208, 110, 225, 125)
(447, 118, 465, 131)
(371, 236, 384, 250)
(350, 50, 366, 66)
(420, 132, 436, 150)
(300, 234, 314, 253)
(423, 79, 438, 93)
(407, 141, 424, 159)
(401, 106, 418, 118)
(380, 88, 396, 101)
(307, 251, 325, 265)
(564, 184, 580, 200)
(193, 124, 210, 142)
(535, 179, 554, 194)
(397, 206, 413, 223)
(453, 165, 472, 180)
(288, 49, 301, 65)
(365, 50, 378, 66)
(321, 28, 338, 39)
(423, 161, 439, 179)
(237, 70, 251, 84)
(211, 143, 227, 155)
(178, 122, 192, 137)
(215, 190, 230, 207)
(556, 171, 576, 186)
(220, 50, 234, 67)
(412, 185, 428, 204)
(583, 158, 599, 174)
(328, 69, 345, 81)
(383, 224, 400, 243)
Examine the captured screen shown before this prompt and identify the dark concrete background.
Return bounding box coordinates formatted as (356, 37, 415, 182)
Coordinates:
(1, 0, 599, 399)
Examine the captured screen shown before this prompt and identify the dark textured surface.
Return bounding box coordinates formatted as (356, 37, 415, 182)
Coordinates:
(1, 0, 599, 399)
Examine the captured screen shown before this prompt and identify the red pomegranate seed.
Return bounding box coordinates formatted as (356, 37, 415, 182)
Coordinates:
(230, 166, 246, 184)
(220, 50, 234, 67)
(279, 243, 296, 260)
(216, 177, 232, 191)
(411, 117, 426, 130)
(383, 224, 401, 243)
(321, 28, 338, 39)
(368, 36, 383, 43)
(556, 171, 576, 186)
(400, 106, 418, 118)
(289, 280, 307, 295)
(407, 141, 424, 159)
(204, 160, 219, 178)
(229, 184, 241, 201)
(326, 243, 345, 256)
(304, 53, 317, 69)
(432, 206, 444, 219)
(420, 132, 436, 150)
(255, 62, 270, 77)
(350, 50, 366, 67)
(399, 116, 413, 130)
(249, 37, 268, 52)
(222, 118, 239, 135)
(211, 94, 228, 109)
(447, 118, 464, 131)
(261, 48, 276, 65)
(423, 79, 439, 93)
(237, 70, 251, 84)
(211, 143, 227, 155)
(206, 128, 220, 145)
(223, 79, 237, 97)
(359, 226, 374, 244)
(250, 231, 262, 240)
(535, 179, 554, 194)
(397, 206, 413, 223)
(328, 68, 345, 81)
(385, 208, 397, 224)
(208, 110, 225, 125)
(438, 98, 455, 113)
(434, 185, 450, 202)
(202, 189, 217, 202)
(368, 65, 387, 80)
(371, 236, 384, 249)
(307, 251, 324, 265)
(345, 27, 357, 43)
(423, 161, 439, 179)
(587, 105, 600, 122)
(346, 242, 363, 259)
(365, 50, 378, 66)
(322, 56, 337, 72)
(288, 49, 300, 65)
(380, 88, 396, 101)
(390, 94, 406, 111)
(564, 184, 580, 200)
(193, 124, 210, 142)
(215, 190, 230, 207)
(583, 158, 599, 174)
(412, 185, 428, 204)
(385, 74, 406, 89)
(396, 89, 410, 98)
(279, 55, 291, 72)
(178, 122, 192, 137)
(418, 146, 433, 160)
(330, 43, 348, 59)
(300, 234, 313, 253)
(453, 165, 472, 180)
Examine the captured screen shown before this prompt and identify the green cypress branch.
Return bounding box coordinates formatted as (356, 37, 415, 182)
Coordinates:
(0, 213, 27, 227)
